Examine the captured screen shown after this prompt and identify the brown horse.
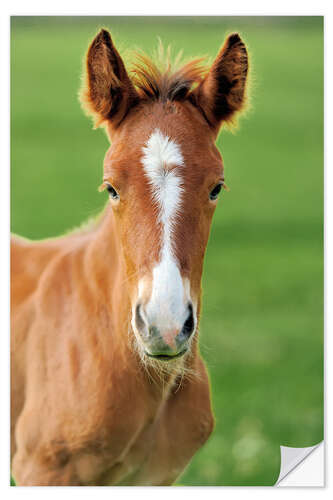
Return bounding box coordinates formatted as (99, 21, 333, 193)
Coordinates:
(11, 29, 249, 485)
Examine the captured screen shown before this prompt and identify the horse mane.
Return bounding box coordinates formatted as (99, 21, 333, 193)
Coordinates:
(130, 44, 208, 102)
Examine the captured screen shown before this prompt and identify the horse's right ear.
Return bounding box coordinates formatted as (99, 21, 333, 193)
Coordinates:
(81, 29, 139, 128)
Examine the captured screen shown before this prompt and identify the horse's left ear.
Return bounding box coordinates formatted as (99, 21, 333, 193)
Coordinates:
(192, 33, 249, 130)
(81, 29, 139, 128)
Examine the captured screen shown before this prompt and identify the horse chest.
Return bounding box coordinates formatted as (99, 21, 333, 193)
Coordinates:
(74, 413, 158, 485)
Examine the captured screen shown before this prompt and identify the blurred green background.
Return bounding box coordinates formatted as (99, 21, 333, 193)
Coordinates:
(10, 16, 323, 486)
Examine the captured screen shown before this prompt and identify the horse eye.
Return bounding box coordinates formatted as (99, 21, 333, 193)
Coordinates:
(106, 184, 119, 200)
(209, 183, 223, 201)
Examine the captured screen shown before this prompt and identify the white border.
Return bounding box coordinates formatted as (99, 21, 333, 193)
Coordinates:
(2, 2, 331, 498)
(1, 1, 329, 16)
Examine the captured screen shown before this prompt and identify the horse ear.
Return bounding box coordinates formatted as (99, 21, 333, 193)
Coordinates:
(193, 33, 249, 129)
(81, 29, 139, 128)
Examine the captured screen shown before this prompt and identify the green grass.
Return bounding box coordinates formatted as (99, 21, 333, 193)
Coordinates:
(11, 16, 323, 486)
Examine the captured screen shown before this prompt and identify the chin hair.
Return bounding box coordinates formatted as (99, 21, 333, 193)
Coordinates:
(128, 327, 198, 387)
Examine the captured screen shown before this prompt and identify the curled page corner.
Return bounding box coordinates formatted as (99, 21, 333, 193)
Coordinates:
(275, 441, 323, 485)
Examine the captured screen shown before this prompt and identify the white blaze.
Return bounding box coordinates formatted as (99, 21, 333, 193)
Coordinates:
(140, 129, 189, 330)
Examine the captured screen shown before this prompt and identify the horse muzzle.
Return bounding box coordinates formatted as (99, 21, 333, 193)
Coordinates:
(133, 302, 195, 360)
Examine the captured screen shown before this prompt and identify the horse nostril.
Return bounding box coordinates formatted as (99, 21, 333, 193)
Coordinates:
(135, 303, 146, 331)
(181, 304, 195, 339)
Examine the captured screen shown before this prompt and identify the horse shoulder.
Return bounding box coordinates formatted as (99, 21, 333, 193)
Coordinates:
(11, 236, 92, 462)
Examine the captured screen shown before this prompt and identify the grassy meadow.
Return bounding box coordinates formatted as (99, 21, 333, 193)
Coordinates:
(11, 16, 323, 486)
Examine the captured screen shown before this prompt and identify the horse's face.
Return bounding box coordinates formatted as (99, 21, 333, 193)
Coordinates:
(102, 104, 223, 360)
(82, 29, 248, 361)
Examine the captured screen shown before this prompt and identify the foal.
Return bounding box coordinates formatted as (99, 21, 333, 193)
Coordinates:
(11, 29, 249, 485)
